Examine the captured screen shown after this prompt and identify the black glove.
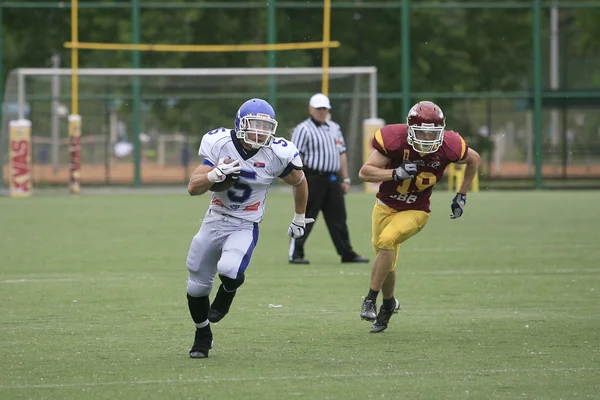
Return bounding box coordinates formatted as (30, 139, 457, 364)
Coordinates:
(450, 193, 467, 219)
(392, 161, 417, 181)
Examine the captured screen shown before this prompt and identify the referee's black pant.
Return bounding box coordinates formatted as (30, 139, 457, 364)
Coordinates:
(289, 168, 358, 261)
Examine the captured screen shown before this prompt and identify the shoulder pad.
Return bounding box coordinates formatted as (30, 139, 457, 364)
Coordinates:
(270, 137, 302, 168)
(443, 130, 469, 162)
(372, 124, 408, 155)
(203, 127, 230, 140)
(270, 137, 298, 157)
(199, 127, 231, 159)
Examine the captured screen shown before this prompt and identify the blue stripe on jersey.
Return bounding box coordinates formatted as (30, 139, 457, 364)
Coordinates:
(237, 223, 259, 278)
(202, 159, 214, 167)
(240, 170, 257, 179)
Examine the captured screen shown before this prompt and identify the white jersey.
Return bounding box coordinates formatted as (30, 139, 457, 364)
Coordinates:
(198, 128, 303, 223)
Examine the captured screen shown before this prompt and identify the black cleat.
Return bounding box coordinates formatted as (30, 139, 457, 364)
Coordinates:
(289, 256, 310, 265)
(189, 328, 213, 359)
(189, 349, 209, 359)
(208, 308, 226, 324)
(342, 254, 369, 263)
(360, 298, 377, 322)
(370, 298, 400, 334)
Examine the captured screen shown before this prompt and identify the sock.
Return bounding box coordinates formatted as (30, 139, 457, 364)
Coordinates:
(366, 289, 379, 301)
(187, 293, 210, 328)
(382, 296, 396, 309)
(211, 284, 237, 314)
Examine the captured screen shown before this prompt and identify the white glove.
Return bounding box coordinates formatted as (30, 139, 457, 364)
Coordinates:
(287, 213, 315, 239)
(207, 158, 241, 183)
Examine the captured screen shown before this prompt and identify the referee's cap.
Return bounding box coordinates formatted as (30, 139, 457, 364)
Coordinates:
(309, 93, 332, 109)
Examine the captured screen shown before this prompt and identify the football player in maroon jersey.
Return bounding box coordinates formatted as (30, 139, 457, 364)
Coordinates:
(358, 101, 480, 333)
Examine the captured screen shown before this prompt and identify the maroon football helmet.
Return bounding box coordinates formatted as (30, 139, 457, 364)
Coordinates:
(406, 101, 446, 154)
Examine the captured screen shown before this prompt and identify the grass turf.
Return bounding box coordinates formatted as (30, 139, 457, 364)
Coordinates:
(1, 190, 599, 399)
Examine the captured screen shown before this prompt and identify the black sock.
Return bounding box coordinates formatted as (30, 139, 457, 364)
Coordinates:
(382, 296, 396, 309)
(187, 293, 210, 324)
(211, 284, 237, 314)
(366, 289, 379, 301)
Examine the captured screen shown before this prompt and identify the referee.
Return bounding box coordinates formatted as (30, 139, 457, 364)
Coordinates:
(288, 93, 369, 265)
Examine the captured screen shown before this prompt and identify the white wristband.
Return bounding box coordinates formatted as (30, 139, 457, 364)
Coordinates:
(292, 213, 305, 224)
(207, 169, 224, 183)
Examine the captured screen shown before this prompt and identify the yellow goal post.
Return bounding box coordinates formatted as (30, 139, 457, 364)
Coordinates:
(58, 0, 339, 193)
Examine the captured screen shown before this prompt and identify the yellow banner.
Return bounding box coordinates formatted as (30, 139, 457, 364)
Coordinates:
(362, 118, 385, 193)
(68, 114, 82, 194)
(9, 120, 33, 198)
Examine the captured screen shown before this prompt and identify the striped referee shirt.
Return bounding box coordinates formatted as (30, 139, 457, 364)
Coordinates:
(291, 118, 346, 173)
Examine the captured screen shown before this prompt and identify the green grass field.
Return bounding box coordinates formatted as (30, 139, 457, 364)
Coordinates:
(1, 190, 599, 399)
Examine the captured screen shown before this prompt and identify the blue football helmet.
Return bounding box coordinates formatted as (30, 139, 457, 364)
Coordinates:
(234, 98, 278, 149)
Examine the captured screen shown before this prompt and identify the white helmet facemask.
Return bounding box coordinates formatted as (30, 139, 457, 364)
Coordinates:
(407, 124, 444, 154)
(236, 114, 278, 149)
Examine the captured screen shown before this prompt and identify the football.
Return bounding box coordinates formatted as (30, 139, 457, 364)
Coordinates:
(209, 159, 240, 192)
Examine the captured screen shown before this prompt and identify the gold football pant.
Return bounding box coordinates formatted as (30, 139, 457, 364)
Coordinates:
(371, 201, 430, 271)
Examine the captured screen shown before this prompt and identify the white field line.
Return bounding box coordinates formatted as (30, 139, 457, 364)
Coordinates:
(1, 367, 598, 390)
(1, 308, 597, 325)
(2, 278, 78, 283)
(336, 268, 600, 277)
(2, 267, 600, 284)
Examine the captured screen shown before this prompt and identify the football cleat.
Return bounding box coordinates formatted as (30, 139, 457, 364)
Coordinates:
(370, 298, 401, 334)
(189, 328, 213, 359)
(360, 298, 377, 322)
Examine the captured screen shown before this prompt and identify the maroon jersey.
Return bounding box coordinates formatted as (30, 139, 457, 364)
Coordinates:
(371, 124, 468, 212)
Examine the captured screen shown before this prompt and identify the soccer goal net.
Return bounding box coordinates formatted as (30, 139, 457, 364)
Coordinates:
(1, 67, 378, 186)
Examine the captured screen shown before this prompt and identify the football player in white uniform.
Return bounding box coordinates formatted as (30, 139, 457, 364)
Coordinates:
(185, 98, 313, 359)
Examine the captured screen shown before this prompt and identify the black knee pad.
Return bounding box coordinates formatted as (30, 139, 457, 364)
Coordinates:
(219, 274, 245, 291)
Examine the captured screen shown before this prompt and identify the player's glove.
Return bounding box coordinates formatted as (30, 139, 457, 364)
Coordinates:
(207, 158, 241, 183)
(287, 213, 316, 239)
(392, 161, 417, 181)
(450, 193, 467, 219)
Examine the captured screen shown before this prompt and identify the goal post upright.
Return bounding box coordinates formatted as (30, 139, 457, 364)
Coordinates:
(267, 0, 277, 110)
(131, 0, 142, 188)
(322, 0, 332, 96)
(69, 0, 81, 194)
